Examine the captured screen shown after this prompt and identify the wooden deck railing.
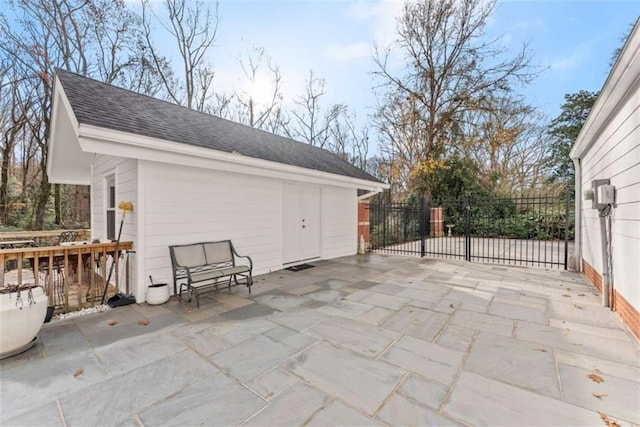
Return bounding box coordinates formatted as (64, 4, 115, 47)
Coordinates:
(0, 229, 91, 247)
(0, 241, 133, 313)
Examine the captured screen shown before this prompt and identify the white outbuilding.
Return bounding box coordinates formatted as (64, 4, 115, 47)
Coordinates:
(48, 70, 387, 302)
(570, 19, 640, 340)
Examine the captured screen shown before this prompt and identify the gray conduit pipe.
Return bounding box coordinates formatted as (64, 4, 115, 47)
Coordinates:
(599, 205, 612, 308)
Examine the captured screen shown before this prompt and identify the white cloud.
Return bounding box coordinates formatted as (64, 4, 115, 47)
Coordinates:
(323, 0, 403, 62)
(547, 40, 594, 71)
(347, 0, 404, 48)
(324, 42, 372, 61)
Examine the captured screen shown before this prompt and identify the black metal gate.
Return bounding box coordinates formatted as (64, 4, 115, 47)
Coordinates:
(369, 193, 574, 270)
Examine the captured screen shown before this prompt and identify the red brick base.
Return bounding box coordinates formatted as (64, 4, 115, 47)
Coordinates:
(357, 202, 370, 253)
(582, 259, 640, 341)
(582, 259, 602, 293)
(611, 289, 640, 342)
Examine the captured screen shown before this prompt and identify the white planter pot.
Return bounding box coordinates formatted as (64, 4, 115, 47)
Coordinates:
(0, 286, 48, 358)
(146, 284, 170, 305)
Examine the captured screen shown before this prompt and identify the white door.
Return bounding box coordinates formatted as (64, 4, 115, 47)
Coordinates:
(283, 184, 320, 264)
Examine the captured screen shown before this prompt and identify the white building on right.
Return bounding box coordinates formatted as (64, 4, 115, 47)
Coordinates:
(570, 18, 640, 341)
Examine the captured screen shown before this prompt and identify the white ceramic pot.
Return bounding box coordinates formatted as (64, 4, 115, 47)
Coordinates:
(0, 285, 48, 358)
(146, 284, 170, 305)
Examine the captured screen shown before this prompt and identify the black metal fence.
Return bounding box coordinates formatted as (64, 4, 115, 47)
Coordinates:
(370, 193, 574, 269)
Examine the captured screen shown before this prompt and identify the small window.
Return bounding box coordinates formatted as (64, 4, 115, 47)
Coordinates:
(106, 176, 116, 240)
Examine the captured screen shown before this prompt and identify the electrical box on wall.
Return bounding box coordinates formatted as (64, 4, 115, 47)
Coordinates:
(591, 179, 611, 209)
(597, 184, 615, 205)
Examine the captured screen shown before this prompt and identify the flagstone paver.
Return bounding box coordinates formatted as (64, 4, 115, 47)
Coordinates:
(398, 374, 451, 410)
(444, 371, 609, 426)
(557, 363, 640, 424)
(283, 341, 405, 415)
(61, 351, 219, 426)
(138, 372, 266, 427)
(377, 394, 464, 426)
(464, 331, 560, 398)
(317, 299, 374, 319)
(381, 306, 450, 341)
(209, 335, 299, 382)
(1, 254, 638, 427)
(307, 400, 381, 426)
(244, 382, 329, 426)
(381, 335, 465, 386)
(246, 368, 299, 401)
(307, 317, 399, 357)
(346, 289, 412, 310)
(1, 349, 109, 420)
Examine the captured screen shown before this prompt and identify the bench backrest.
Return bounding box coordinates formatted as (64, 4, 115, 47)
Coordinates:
(169, 240, 234, 271)
(203, 241, 233, 265)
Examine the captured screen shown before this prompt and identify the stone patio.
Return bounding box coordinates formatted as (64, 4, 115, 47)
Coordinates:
(1, 254, 639, 426)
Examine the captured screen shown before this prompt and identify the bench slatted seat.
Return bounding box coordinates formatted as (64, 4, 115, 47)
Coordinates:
(169, 240, 253, 308)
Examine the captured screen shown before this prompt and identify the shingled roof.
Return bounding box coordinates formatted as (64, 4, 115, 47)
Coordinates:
(55, 69, 381, 183)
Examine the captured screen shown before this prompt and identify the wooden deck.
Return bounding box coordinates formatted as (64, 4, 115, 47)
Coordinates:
(1, 241, 133, 312)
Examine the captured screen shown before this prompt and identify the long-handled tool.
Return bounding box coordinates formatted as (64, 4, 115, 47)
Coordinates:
(101, 202, 133, 304)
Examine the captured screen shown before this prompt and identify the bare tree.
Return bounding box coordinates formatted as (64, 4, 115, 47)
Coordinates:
(0, 0, 154, 228)
(374, 0, 536, 197)
(327, 110, 370, 170)
(453, 95, 551, 194)
(0, 64, 33, 224)
(286, 70, 347, 149)
(141, 0, 219, 110)
(232, 46, 286, 130)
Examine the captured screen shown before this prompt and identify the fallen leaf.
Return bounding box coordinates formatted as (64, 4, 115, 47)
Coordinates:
(108, 319, 117, 326)
(598, 411, 620, 427)
(562, 294, 571, 297)
(265, 391, 274, 399)
(573, 304, 585, 310)
(592, 392, 608, 400)
(73, 369, 83, 377)
(138, 319, 149, 326)
(589, 373, 604, 383)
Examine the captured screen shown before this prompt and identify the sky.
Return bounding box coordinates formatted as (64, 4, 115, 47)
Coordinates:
(196, 0, 639, 130)
(2, 0, 638, 141)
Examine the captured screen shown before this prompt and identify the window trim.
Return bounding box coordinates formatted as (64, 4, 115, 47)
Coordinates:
(105, 174, 116, 241)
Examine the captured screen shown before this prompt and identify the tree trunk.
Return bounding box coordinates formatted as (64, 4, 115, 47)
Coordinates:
(0, 144, 11, 224)
(54, 183, 61, 225)
(34, 164, 51, 230)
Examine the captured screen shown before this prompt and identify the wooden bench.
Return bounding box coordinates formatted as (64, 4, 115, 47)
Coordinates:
(169, 240, 253, 308)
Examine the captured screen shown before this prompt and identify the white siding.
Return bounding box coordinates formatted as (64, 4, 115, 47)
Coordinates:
(141, 162, 361, 294)
(142, 161, 283, 288)
(90, 155, 138, 295)
(580, 83, 640, 311)
(321, 186, 357, 259)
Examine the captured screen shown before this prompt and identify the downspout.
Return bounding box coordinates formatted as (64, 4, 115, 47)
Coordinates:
(572, 158, 582, 272)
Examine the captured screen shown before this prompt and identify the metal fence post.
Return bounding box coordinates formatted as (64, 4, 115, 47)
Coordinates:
(465, 194, 472, 262)
(420, 197, 426, 257)
(381, 203, 387, 248)
(564, 190, 570, 270)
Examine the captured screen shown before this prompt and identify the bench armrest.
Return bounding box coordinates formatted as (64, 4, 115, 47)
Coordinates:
(175, 265, 193, 282)
(230, 244, 253, 270)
